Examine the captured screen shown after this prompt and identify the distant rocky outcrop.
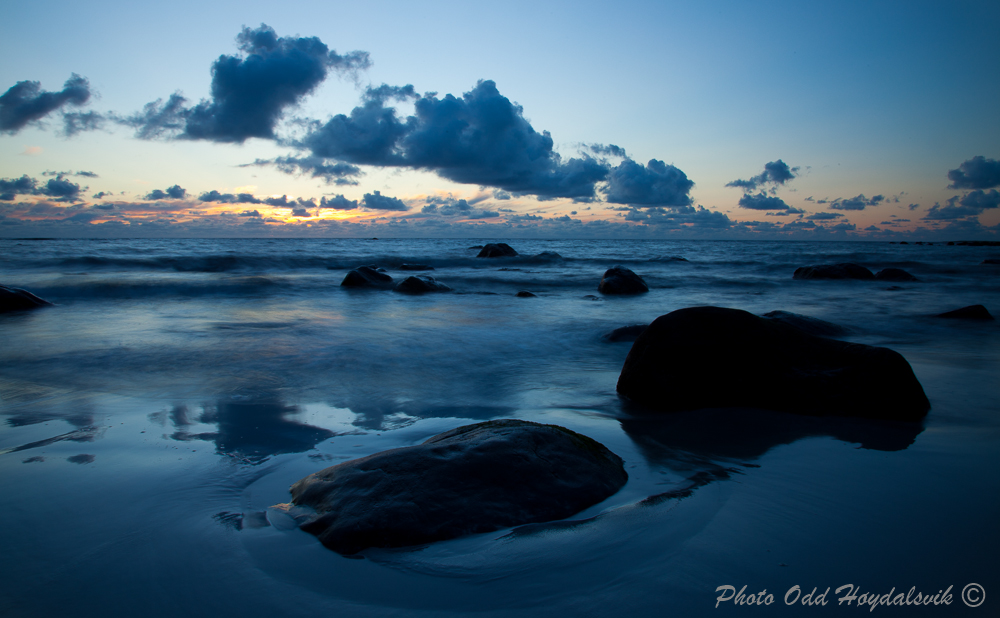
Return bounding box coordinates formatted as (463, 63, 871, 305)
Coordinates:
(399, 264, 435, 271)
(272, 419, 628, 555)
(598, 266, 649, 294)
(515, 290, 537, 298)
(760, 310, 851, 338)
(617, 306, 929, 421)
(0, 285, 54, 313)
(340, 266, 394, 289)
(935, 305, 994, 320)
(792, 263, 875, 280)
(477, 243, 518, 258)
(874, 268, 919, 282)
(394, 275, 452, 294)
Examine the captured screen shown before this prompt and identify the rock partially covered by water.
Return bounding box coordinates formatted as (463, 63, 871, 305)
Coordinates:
(875, 268, 919, 282)
(793, 263, 875, 280)
(603, 324, 648, 342)
(399, 264, 435, 271)
(761, 310, 851, 338)
(394, 275, 452, 294)
(0, 285, 54, 313)
(617, 306, 929, 421)
(935, 305, 994, 320)
(341, 266, 394, 288)
(515, 290, 537, 298)
(598, 266, 648, 294)
(275, 419, 628, 555)
(477, 243, 518, 258)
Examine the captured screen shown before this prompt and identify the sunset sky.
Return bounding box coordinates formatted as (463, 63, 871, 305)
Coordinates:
(2, 0, 998, 239)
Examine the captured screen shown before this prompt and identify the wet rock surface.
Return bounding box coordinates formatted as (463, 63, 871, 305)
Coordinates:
(617, 306, 930, 421)
(875, 268, 919, 282)
(340, 266, 394, 288)
(0, 285, 53, 313)
(793, 263, 875, 280)
(598, 266, 648, 294)
(935, 305, 994, 320)
(394, 275, 452, 294)
(477, 243, 518, 258)
(275, 419, 628, 555)
(760, 310, 851, 338)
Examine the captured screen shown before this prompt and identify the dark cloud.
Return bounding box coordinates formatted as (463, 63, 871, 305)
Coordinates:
(145, 185, 187, 200)
(958, 189, 1000, 211)
(362, 190, 408, 211)
(908, 203, 920, 211)
(589, 144, 627, 158)
(947, 156, 1000, 190)
(62, 110, 105, 136)
(493, 189, 511, 200)
(319, 195, 358, 209)
(198, 190, 262, 204)
(264, 195, 292, 207)
(0, 175, 38, 201)
(129, 25, 369, 143)
(291, 207, 311, 217)
(923, 190, 1000, 221)
(624, 205, 732, 229)
(806, 212, 844, 220)
(726, 160, 798, 191)
(39, 175, 84, 202)
(603, 158, 693, 206)
(420, 196, 496, 218)
(92, 191, 112, 200)
(0, 74, 92, 133)
(252, 155, 362, 185)
(737, 192, 792, 211)
(238, 209, 261, 217)
(829, 194, 884, 210)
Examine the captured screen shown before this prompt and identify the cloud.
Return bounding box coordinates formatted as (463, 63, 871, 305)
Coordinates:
(319, 195, 358, 209)
(0, 175, 38, 201)
(199, 190, 262, 204)
(947, 156, 1000, 190)
(238, 209, 261, 217)
(805, 211, 844, 220)
(38, 175, 84, 201)
(291, 207, 311, 217)
(362, 190, 408, 211)
(62, 111, 105, 136)
(145, 185, 187, 200)
(0, 74, 92, 133)
(603, 158, 693, 206)
(128, 24, 369, 143)
(624, 204, 732, 229)
(958, 188, 1000, 211)
(589, 144, 627, 158)
(829, 194, 884, 210)
(923, 190, 1000, 220)
(738, 192, 792, 211)
(726, 160, 799, 191)
(908, 203, 920, 211)
(249, 155, 362, 185)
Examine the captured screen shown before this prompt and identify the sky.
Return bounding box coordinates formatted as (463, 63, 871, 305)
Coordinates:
(2, 0, 999, 239)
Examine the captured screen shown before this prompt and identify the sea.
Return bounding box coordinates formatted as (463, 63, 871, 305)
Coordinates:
(1, 237, 998, 617)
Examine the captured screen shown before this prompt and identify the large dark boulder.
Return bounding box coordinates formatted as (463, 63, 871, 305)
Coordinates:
(598, 266, 649, 294)
(875, 268, 919, 282)
(273, 419, 627, 555)
(935, 305, 994, 320)
(793, 263, 875, 280)
(394, 275, 451, 294)
(341, 266, 394, 288)
(477, 243, 518, 258)
(617, 306, 929, 421)
(1, 285, 53, 313)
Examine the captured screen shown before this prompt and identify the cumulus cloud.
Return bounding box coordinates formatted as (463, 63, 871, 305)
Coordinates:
(0, 74, 92, 133)
(947, 156, 1000, 190)
(145, 185, 187, 200)
(62, 110, 105, 136)
(828, 194, 884, 210)
(806, 211, 844, 220)
(127, 24, 369, 143)
(198, 190, 262, 204)
(249, 155, 362, 185)
(38, 175, 84, 201)
(0, 175, 38, 201)
(624, 204, 731, 229)
(726, 160, 798, 191)
(589, 144, 627, 158)
(923, 190, 1000, 220)
(319, 195, 358, 209)
(362, 190, 408, 211)
(738, 192, 792, 211)
(603, 158, 693, 206)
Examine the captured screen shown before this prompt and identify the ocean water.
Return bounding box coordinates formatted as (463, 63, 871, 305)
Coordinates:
(1, 237, 998, 617)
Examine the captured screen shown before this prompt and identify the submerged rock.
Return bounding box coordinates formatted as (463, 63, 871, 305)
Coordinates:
(935, 305, 994, 320)
(617, 306, 929, 421)
(761, 310, 851, 338)
(477, 243, 518, 258)
(982, 259, 1000, 265)
(515, 290, 537, 298)
(0, 285, 54, 313)
(340, 266, 394, 288)
(399, 264, 435, 271)
(793, 263, 875, 280)
(394, 275, 451, 294)
(274, 419, 627, 555)
(602, 324, 648, 342)
(875, 268, 919, 282)
(598, 266, 648, 294)
(530, 251, 562, 260)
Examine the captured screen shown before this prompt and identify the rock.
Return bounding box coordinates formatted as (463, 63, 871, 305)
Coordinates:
(394, 275, 452, 294)
(935, 305, 994, 320)
(982, 259, 1000, 265)
(0, 285, 54, 313)
(530, 251, 562, 260)
(515, 290, 537, 298)
(793, 263, 875, 280)
(399, 264, 435, 271)
(761, 310, 851, 338)
(603, 324, 648, 343)
(340, 266, 394, 288)
(874, 268, 919, 282)
(598, 266, 649, 294)
(650, 256, 688, 262)
(477, 243, 518, 258)
(616, 306, 929, 421)
(275, 419, 628, 555)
